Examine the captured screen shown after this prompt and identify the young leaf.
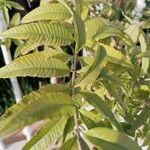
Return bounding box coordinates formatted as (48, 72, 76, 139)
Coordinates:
(77, 46, 107, 87)
(0, 51, 70, 78)
(10, 13, 21, 27)
(18, 37, 41, 55)
(23, 118, 68, 150)
(1, 22, 74, 46)
(58, 0, 86, 52)
(79, 91, 122, 131)
(7, 1, 24, 10)
(0, 92, 74, 138)
(85, 128, 141, 150)
(21, 3, 71, 23)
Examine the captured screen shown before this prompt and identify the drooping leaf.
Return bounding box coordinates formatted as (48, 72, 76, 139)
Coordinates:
(23, 118, 68, 150)
(21, 3, 71, 23)
(1, 22, 74, 46)
(78, 46, 107, 87)
(0, 51, 70, 78)
(85, 128, 141, 150)
(79, 91, 122, 131)
(0, 92, 74, 138)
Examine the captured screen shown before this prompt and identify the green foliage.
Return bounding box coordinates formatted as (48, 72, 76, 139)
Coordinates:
(0, 0, 149, 149)
(78, 46, 106, 87)
(79, 91, 122, 131)
(23, 118, 68, 150)
(21, 3, 71, 23)
(85, 128, 141, 150)
(0, 51, 70, 78)
(0, 86, 73, 138)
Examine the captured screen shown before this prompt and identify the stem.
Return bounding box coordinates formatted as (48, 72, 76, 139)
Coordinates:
(72, 53, 82, 150)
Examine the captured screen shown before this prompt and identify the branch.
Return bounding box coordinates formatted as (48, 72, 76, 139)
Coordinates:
(72, 53, 82, 150)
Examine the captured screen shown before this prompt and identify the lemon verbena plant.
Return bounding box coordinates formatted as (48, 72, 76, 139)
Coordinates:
(0, 0, 149, 149)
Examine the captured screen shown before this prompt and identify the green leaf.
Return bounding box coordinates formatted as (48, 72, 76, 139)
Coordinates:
(129, 107, 150, 134)
(135, 51, 150, 58)
(0, 92, 74, 138)
(78, 46, 107, 87)
(79, 111, 97, 129)
(62, 116, 74, 143)
(43, 48, 71, 62)
(144, 131, 150, 146)
(75, 0, 89, 20)
(99, 43, 133, 69)
(79, 137, 90, 150)
(59, 136, 78, 150)
(7, 1, 24, 10)
(36, 83, 71, 94)
(1, 22, 74, 46)
(21, 3, 71, 23)
(100, 69, 128, 95)
(79, 91, 122, 131)
(18, 37, 41, 55)
(139, 31, 149, 74)
(58, 0, 86, 52)
(85, 128, 141, 150)
(85, 17, 133, 46)
(125, 24, 140, 43)
(0, 51, 70, 78)
(10, 13, 21, 27)
(23, 118, 68, 150)
(142, 20, 150, 29)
